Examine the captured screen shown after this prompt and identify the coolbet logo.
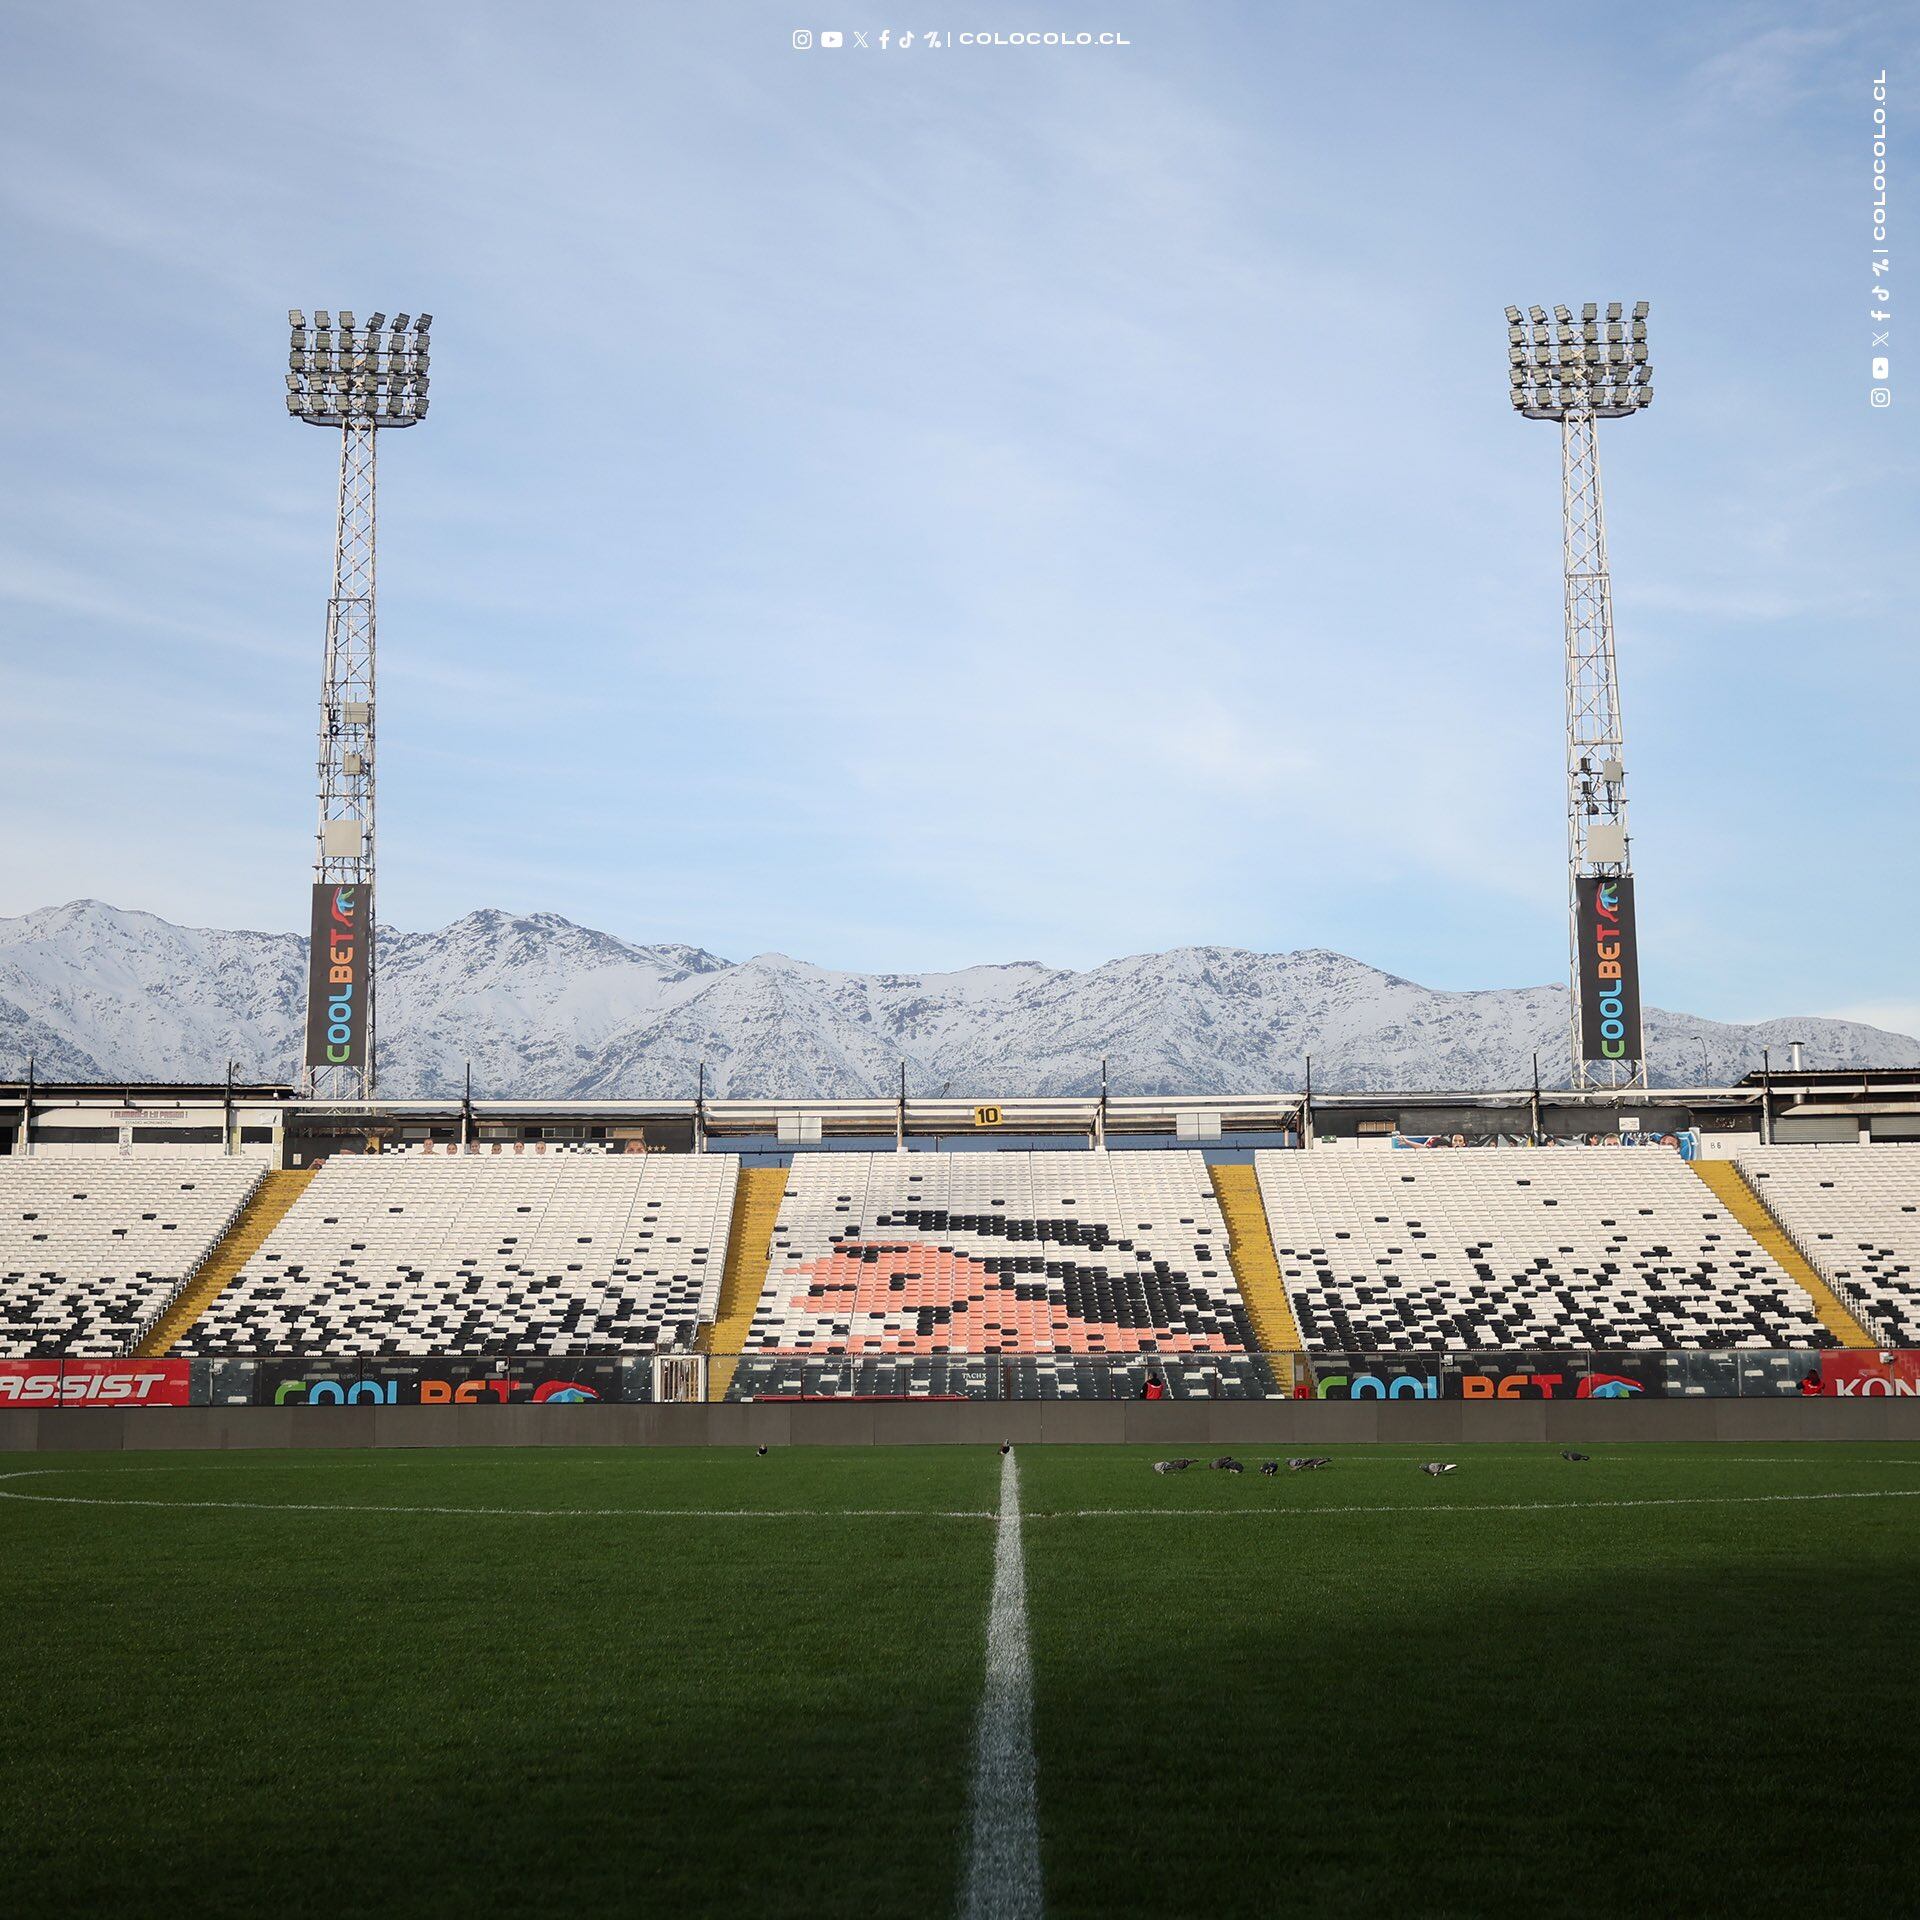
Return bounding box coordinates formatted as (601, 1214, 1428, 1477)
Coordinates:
(271, 1374, 602, 1405)
(1577, 1372, 1645, 1399)
(1459, 1372, 1567, 1398)
(1590, 881, 1628, 1060)
(325, 885, 360, 1065)
(1315, 1371, 1440, 1399)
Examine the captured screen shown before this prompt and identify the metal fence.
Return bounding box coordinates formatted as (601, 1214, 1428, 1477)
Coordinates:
(5, 1348, 1909, 1407)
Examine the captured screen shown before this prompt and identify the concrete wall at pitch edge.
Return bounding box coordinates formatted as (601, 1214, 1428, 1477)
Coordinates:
(3, 1400, 1919, 1451)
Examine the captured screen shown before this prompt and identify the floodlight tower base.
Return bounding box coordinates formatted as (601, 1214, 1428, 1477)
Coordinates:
(1560, 409, 1644, 1092)
(307, 419, 378, 1101)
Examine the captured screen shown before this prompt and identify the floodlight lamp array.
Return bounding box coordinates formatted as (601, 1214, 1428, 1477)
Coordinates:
(285, 308, 431, 426)
(1505, 299, 1650, 419)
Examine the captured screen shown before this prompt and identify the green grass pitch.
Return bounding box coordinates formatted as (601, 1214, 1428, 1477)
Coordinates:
(3, 1442, 1917, 1916)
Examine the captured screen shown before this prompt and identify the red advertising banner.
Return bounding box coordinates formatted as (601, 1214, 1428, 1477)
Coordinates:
(0, 1359, 193, 1407)
(1812, 1352, 1920, 1397)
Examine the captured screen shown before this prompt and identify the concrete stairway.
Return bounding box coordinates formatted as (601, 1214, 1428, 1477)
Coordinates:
(137, 1169, 317, 1357)
(1691, 1160, 1876, 1348)
(1209, 1163, 1303, 1392)
(697, 1165, 789, 1400)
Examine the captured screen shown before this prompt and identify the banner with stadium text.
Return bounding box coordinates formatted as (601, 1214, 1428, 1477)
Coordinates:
(304, 881, 371, 1072)
(0, 1359, 192, 1407)
(1575, 874, 1642, 1065)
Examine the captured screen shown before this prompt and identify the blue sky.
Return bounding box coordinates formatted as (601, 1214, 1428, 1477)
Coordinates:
(0, 0, 1913, 1030)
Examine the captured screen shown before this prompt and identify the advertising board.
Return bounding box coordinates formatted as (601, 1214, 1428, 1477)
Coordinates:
(0, 1359, 193, 1406)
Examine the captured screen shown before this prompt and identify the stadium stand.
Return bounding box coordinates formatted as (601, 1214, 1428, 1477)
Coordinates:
(1207, 1163, 1304, 1380)
(1689, 1161, 1874, 1347)
(1735, 1146, 1920, 1345)
(0, 1157, 266, 1356)
(176, 1153, 737, 1355)
(1254, 1149, 1835, 1351)
(138, 1169, 317, 1356)
(698, 1166, 789, 1403)
(725, 1150, 1266, 1399)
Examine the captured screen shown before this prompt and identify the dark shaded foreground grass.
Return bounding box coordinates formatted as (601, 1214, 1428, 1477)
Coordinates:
(1021, 1443, 1920, 1918)
(0, 1447, 996, 1917)
(5, 1443, 1918, 1917)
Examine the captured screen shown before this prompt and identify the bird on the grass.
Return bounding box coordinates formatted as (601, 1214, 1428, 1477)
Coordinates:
(1562, 1450, 1591, 1462)
(1420, 1461, 1458, 1477)
(999, 1441, 1011, 1456)
(1287, 1456, 1332, 1472)
(1259, 1460, 1281, 1477)
(755, 1445, 768, 1457)
(1211, 1456, 1244, 1474)
(1152, 1458, 1198, 1475)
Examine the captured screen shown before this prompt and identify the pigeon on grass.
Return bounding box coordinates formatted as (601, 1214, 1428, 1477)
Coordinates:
(1259, 1460, 1281, 1477)
(1211, 1456, 1244, 1474)
(1152, 1458, 1198, 1475)
(1420, 1461, 1458, 1477)
(1562, 1451, 1591, 1462)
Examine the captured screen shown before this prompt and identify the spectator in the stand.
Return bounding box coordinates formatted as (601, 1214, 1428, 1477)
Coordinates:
(1142, 1373, 1167, 1401)
(1798, 1367, 1824, 1398)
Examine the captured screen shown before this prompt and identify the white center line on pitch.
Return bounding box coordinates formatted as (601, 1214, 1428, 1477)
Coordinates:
(961, 1448, 1044, 1920)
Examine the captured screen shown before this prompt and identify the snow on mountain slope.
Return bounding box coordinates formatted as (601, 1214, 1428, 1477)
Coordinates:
(0, 900, 1914, 1096)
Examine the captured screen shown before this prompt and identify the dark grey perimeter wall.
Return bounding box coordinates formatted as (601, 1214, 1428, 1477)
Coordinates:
(4, 1400, 1919, 1452)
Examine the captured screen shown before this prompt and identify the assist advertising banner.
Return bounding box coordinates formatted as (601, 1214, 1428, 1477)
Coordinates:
(1575, 874, 1642, 1065)
(0, 1359, 193, 1406)
(304, 881, 371, 1072)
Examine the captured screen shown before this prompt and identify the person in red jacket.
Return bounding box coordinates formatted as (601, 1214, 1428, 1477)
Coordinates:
(1142, 1374, 1167, 1401)
(1799, 1367, 1824, 1397)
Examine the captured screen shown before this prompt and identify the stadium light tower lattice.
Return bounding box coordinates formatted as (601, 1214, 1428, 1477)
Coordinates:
(1508, 300, 1651, 1091)
(286, 308, 432, 1101)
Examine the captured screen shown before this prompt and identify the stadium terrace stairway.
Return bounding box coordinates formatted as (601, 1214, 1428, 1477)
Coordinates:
(138, 1169, 317, 1357)
(698, 1166, 790, 1401)
(1209, 1163, 1303, 1389)
(1690, 1161, 1875, 1348)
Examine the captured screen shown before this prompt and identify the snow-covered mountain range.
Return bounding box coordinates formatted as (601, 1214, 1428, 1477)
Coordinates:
(1, 899, 1913, 1097)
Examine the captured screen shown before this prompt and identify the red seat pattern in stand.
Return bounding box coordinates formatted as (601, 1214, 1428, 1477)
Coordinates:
(736, 1151, 1252, 1363)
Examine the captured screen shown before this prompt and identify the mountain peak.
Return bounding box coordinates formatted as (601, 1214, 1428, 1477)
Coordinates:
(1, 902, 1915, 1097)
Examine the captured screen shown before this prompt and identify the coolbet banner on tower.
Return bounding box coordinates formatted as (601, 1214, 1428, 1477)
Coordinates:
(1575, 874, 1642, 1065)
(304, 881, 370, 1072)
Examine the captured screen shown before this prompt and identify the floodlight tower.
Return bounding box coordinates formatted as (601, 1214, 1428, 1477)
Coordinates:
(285, 308, 432, 1100)
(1507, 300, 1652, 1090)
